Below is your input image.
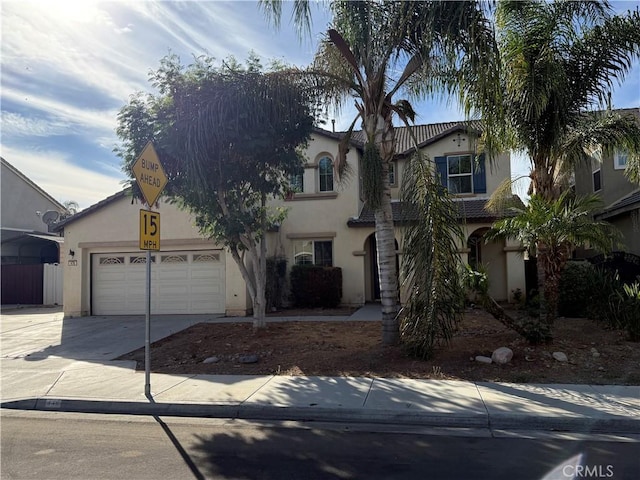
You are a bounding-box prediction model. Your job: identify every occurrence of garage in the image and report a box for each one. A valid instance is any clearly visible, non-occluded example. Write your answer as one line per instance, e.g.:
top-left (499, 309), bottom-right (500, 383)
top-left (92, 250), bottom-right (225, 315)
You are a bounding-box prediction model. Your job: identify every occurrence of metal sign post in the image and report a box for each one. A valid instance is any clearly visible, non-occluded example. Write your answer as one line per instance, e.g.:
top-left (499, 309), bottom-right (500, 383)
top-left (132, 142), bottom-right (168, 399)
top-left (145, 250), bottom-right (151, 397)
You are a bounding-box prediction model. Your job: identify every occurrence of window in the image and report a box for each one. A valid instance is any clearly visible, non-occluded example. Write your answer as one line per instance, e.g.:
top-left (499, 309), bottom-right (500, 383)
top-left (293, 240), bottom-right (333, 266)
top-left (435, 154), bottom-right (486, 194)
top-left (318, 156), bottom-right (334, 192)
top-left (593, 168), bottom-right (602, 192)
top-left (614, 149), bottom-right (628, 170)
top-left (447, 154), bottom-right (473, 194)
top-left (290, 172), bottom-right (304, 193)
top-left (388, 162), bottom-right (396, 186)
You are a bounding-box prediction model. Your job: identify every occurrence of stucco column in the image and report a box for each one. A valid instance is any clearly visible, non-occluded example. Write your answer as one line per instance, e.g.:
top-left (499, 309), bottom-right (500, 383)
top-left (504, 239), bottom-right (526, 302)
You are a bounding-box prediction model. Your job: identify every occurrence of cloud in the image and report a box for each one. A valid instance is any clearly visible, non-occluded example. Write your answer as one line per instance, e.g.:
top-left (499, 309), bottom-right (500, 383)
top-left (0, 144), bottom-right (126, 209)
top-left (2, 86), bottom-right (118, 137)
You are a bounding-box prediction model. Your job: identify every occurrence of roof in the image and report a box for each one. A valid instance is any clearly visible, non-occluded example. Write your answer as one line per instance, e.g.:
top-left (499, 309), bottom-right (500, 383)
top-left (53, 188), bottom-right (130, 232)
top-left (347, 196), bottom-right (523, 227)
top-left (315, 120), bottom-right (483, 157)
top-left (597, 189), bottom-right (640, 220)
top-left (1, 157), bottom-right (66, 211)
top-left (348, 121), bottom-right (482, 157)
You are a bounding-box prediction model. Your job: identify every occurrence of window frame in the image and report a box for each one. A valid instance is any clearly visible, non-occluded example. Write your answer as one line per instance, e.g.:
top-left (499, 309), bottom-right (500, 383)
top-left (614, 149), bottom-right (628, 170)
top-left (592, 167), bottom-right (602, 192)
top-left (446, 154), bottom-right (474, 194)
top-left (388, 161), bottom-right (397, 187)
top-left (318, 156), bottom-right (334, 192)
top-left (290, 172), bottom-right (304, 193)
top-left (293, 239), bottom-right (333, 267)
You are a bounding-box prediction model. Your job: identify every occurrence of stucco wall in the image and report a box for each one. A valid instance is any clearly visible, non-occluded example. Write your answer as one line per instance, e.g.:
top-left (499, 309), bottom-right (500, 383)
top-left (1, 160), bottom-right (63, 231)
top-left (61, 194), bottom-right (248, 317)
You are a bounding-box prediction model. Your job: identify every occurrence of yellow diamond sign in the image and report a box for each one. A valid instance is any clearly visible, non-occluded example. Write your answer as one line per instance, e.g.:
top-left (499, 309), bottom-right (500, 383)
top-left (132, 142), bottom-right (168, 206)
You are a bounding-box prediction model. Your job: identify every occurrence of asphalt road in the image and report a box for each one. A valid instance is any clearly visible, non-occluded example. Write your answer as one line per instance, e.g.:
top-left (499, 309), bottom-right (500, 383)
top-left (2, 411), bottom-right (639, 480)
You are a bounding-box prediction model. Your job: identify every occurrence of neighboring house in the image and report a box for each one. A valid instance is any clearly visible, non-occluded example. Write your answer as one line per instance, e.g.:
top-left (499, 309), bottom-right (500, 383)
top-left (573, 107), bottom-right (640, 257)
top-left (58, 121), bottom-right (526, 318)
top-left (1, 157), bottom-right (65, 304)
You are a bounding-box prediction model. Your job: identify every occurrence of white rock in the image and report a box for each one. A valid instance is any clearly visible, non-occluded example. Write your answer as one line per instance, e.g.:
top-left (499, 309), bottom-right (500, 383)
top-left (491, 347), bottom-right (514, 365)
top-left (591, 348), bottom-right (600, 358)
top-left (475, 355), bottom-right (493, 364)
top-left (552, 352), bottom-right (568, 362)
top-left (203, 356), bottom-right (219, 364)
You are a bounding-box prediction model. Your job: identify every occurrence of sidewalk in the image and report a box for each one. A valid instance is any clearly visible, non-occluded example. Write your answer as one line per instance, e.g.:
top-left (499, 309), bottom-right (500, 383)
top-left (1, 307), bottom-right (639, 434)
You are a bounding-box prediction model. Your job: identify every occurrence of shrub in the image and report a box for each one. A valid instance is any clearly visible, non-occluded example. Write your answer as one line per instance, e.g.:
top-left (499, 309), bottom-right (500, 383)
top-left (558, 261), bottom-right (594, 317)
top-left (265, 256), bottom-right (287, 311)
top-left (608, 282), bottom-right (640, 341)
top-left (290, 265), bottom-right (342, 308)
top-left (461, 264), bottom-right (489, 302)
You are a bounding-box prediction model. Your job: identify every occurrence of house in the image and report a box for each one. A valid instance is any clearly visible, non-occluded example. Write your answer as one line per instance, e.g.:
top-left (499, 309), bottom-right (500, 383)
top-left (1, 157), bottom-right (65, 305)
top-left (573, 107), bottom-right (640, 257)
top-left (57, 121), bottom-right (526, 318)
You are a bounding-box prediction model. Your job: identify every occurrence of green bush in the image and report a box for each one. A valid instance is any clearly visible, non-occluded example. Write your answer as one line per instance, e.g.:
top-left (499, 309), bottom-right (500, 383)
top-left (608, 282), bottom-right (640, 341)
top-left (265, 256), bottom-right (287, 311)
top-left (558, 261), bottom-right (594, 317)
top-left (583, 268), bottom-right (622, 323)
top-left (290, 265), bottom-right (342, 308)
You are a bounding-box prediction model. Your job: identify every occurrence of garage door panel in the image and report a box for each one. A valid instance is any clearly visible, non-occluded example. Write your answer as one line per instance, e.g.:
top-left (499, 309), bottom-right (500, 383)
top-left (93, 250), bottom-right (225, 315)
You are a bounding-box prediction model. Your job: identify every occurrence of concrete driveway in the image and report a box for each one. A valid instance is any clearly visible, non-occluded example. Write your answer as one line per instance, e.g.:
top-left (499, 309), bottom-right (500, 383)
top-left (1, 306), bottom-right (224, 363)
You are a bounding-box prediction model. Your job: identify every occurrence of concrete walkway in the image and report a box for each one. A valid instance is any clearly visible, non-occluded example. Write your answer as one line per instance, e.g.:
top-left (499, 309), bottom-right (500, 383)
top-left (1, 306), bottom-right (638, 434)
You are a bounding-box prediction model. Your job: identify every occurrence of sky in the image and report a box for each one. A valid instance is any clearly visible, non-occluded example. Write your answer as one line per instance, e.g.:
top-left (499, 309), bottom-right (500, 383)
top-left (2, 0), bottom-right (639, 210)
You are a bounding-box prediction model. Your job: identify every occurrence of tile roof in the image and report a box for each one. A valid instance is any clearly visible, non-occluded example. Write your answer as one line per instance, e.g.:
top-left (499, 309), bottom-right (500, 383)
top-left (347, 196), bottom-right (523, 227)
top-left (317, 120), bottom-right (483, 157)
top-left (597, 189), bottom-right (640, 220)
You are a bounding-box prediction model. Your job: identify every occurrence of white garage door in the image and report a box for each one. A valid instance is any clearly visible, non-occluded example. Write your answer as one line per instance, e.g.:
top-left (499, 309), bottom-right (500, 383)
top-left (92, 250), bottom-right (225, 315)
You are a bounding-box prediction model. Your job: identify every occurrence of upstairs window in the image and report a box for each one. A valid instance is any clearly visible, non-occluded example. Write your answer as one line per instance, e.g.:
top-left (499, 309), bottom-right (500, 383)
top-left (447, 154), bottom-right (473, 194)
top-left (318, 156), bottom-right (334, 192)
top-left (388, 161), bottom-right (396, 186)
top-left (614, 149), bottom-right (628, 170)
top-left (290, 172), bottom-right (304, 193)
top-left (593, 168), bottom-right (602, 192)
top-left (435, 154), bottom-right (486, 194)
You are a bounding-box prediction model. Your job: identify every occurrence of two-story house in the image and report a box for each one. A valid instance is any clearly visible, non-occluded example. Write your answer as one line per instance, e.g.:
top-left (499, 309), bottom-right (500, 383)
top-left (57, 121), bottom-right (526, 318)
top-left (573, 107), bottom-right (640, 257)
top-left (1, 157), bottom-right (66, 304)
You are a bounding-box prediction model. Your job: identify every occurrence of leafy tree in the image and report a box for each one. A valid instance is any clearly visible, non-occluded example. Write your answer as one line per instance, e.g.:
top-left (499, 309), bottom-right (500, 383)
top-left (488, 0), bottom-right (640, 196)
top-left (485, 192), bottom-right (621, 330)
top-left (261, 0), bottom-right (499, 346)
top-left (481, 0), bottom-right (640, 330)
top-left (115, 54), bottom-right (315, 328)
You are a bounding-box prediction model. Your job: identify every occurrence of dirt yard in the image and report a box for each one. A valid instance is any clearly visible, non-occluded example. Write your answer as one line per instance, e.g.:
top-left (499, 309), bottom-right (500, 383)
top-left (117, 307), bottom-right (640, 385)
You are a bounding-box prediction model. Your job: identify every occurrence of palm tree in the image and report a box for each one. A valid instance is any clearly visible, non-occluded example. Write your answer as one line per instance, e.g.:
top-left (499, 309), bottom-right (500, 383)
top-left (261, 0), bottom-right (499, 345)
top-left (486, 192), bottom-right (621, 327)
top-left (488, 0), bottom-right (640, 199)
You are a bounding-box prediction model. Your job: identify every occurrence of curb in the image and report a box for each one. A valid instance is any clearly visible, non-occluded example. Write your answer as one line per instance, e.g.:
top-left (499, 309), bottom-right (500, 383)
top-left (3, 398), bottom-right (639, 434)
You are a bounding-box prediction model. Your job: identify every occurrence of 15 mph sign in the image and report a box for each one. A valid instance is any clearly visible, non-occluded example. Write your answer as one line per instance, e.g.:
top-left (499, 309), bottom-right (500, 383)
top-left (132, 142), bottom-right (168, 207)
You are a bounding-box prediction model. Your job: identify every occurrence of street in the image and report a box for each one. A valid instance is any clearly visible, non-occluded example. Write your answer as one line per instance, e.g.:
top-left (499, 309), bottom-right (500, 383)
top-left (2, 411), bottom-right (638, 480)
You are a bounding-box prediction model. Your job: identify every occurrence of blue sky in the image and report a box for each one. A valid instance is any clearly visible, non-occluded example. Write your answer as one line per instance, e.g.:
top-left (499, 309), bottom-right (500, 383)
top-left (2, 0), bottom-right (639, 209)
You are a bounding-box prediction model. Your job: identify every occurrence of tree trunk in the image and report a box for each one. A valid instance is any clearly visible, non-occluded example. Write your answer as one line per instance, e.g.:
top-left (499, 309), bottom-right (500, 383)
top-left (368, 112), bottom-right (400, 345)
top-left (253, 193), bottom-right (268, 330)
top-left (375, 173), bottom-right (400, 345)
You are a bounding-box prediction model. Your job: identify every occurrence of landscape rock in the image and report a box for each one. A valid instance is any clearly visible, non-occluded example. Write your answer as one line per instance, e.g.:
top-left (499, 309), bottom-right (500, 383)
top-left (552, 352), bottom-right (568, 362)
top-left (591, 348), bottom-right (600, 358)
top-left (475, 355), bottom-right (493, 364)
top-left (239, 354), bottom-right (259, 364)
top-left (491, 347), bottom-right (514, 365)
top-left (203, 356), bottom-right (219, 364)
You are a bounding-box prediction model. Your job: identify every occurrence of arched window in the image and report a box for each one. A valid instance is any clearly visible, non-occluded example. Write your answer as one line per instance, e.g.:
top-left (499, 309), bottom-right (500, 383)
top-left (318, 156), bottom-right (334, 192)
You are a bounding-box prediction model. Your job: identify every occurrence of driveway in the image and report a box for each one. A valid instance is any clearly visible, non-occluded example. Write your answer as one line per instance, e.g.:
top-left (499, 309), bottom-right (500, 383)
top-left (1, 306), bottom-right (224, 363)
